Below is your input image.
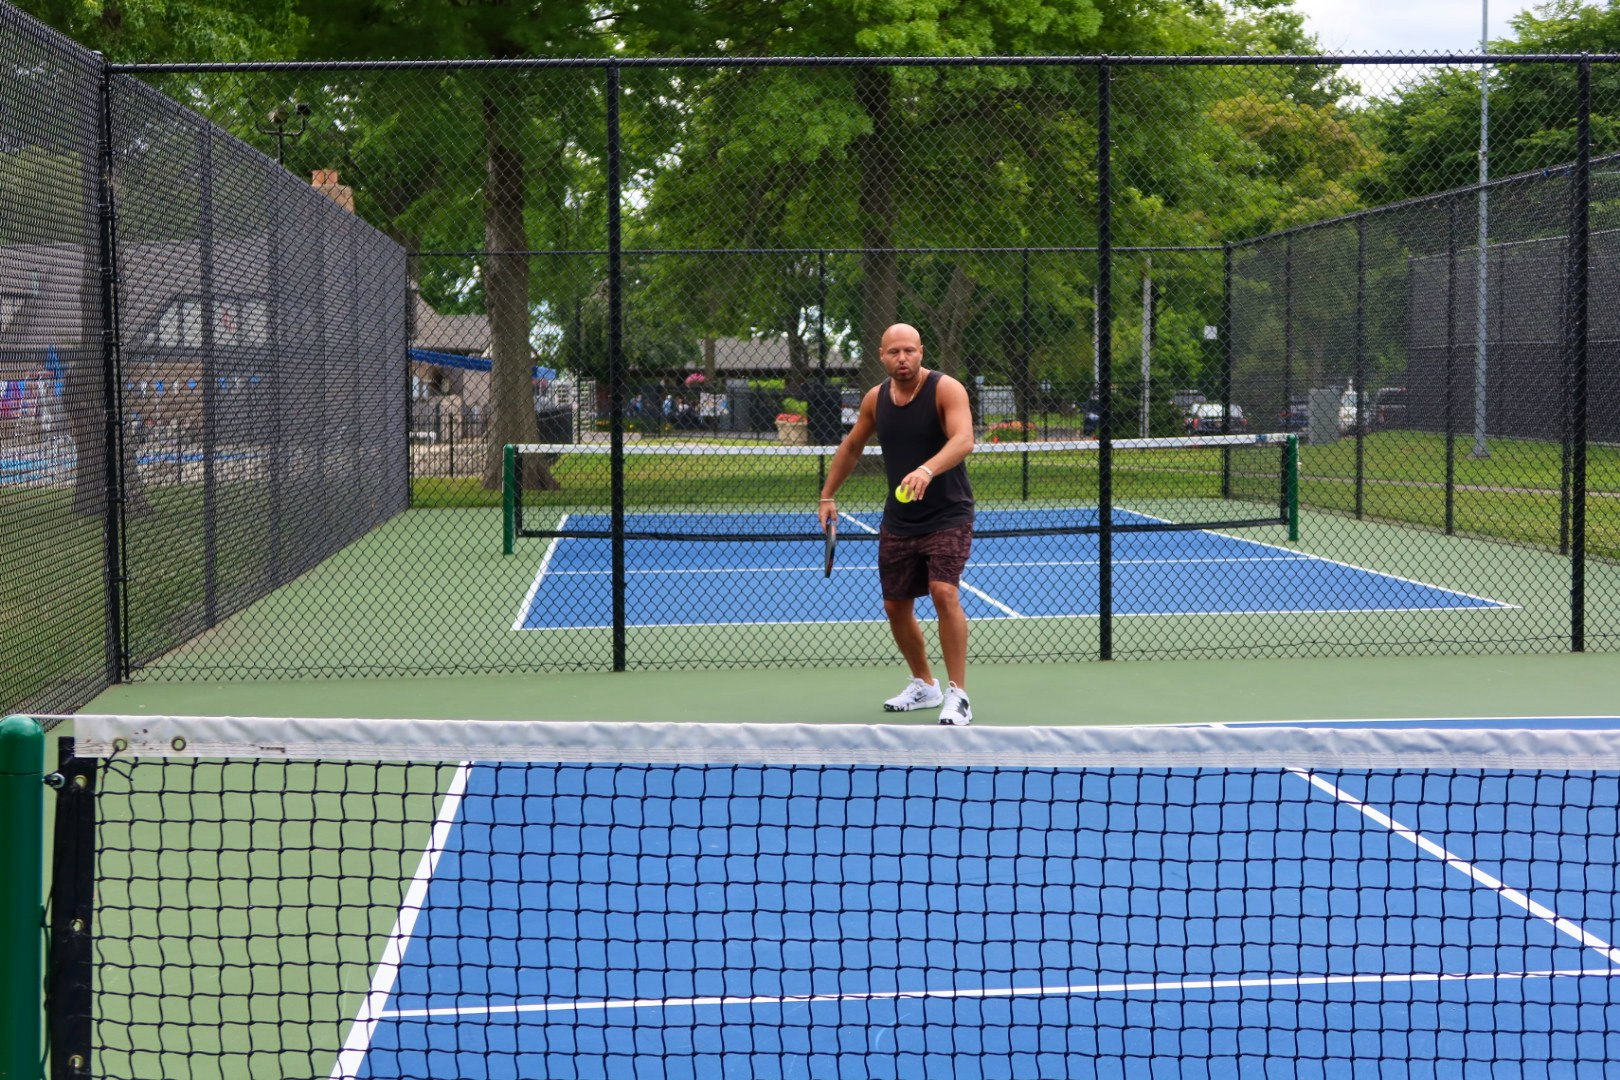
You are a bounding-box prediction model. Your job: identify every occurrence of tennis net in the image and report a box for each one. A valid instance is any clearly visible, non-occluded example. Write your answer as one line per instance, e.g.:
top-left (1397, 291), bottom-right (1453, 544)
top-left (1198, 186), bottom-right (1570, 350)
top-left (38, 715), bottom-right (1620, 1079)
top-left (504, 433), bottom-right (1298, 548)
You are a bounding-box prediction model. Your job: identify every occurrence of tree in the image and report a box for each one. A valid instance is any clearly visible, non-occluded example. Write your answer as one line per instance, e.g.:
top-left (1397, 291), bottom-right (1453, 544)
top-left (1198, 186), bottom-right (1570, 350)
top-left (1356, 2), bottom-right (1620, 206)
top-left (294, 0), bottom-right (611, 491)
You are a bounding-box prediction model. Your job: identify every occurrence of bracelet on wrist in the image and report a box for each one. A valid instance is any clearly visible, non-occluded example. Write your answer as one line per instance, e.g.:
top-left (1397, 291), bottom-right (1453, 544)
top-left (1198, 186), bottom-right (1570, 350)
top-left (819, 498), bottom-right (836, 503)
top-left (917, 465), bottom-right (934, 478)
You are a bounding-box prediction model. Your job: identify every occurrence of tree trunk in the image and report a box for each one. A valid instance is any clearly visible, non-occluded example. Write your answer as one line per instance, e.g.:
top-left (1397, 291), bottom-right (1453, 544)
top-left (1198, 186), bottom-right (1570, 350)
top-left (902, 265), bottom-right (988, 384)
top-left (855, 66), bottom-right (898, 390)
top-left (785, 304), bottom-right (809, 398)
top-left (481, 93), bottom-right (557, 491)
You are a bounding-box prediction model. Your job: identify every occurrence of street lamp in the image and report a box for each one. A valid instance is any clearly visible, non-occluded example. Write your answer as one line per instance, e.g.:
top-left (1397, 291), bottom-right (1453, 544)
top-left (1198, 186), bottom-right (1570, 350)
top-left (257, 101), bottom-right (310, 167)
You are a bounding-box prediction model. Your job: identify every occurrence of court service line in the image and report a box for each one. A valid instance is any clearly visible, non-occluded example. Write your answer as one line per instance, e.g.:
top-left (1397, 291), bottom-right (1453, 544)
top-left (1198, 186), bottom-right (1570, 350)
top-left (330, 762), bottom-right (473, 1080)
top-left (378, 966), bottom-right (1620, 1021)
top-left (840, 509), bottom-right (1024, 616)
top-left (1289, 768), bottom-right (1620, 968)
top-left (512, 514), bottom-right (569, 631)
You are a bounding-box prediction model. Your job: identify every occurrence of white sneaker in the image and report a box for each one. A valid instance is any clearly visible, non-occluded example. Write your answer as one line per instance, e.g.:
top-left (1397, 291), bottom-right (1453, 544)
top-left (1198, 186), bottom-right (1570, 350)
top-left (883, 677), bottom-right (943, 712)
top-left (938, 683), bottom-right (973, 726)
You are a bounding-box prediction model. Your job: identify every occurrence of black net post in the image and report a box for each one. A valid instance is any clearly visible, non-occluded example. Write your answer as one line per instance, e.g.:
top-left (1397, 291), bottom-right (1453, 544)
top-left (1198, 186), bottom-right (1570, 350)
top-left (47, 740), bottom-right (95, 1080)
top-left (1096, 61), bottom-right (1113, 663)
top-left (606, 64), bottom-right (627, 673)
top-left (1569, 58), bottom-right (1591, 652)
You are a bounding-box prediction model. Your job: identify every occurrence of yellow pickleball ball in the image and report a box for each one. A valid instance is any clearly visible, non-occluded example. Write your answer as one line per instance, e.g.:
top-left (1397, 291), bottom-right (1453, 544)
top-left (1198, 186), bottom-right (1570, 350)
top-left (894, 484), bottom-right (913, 503)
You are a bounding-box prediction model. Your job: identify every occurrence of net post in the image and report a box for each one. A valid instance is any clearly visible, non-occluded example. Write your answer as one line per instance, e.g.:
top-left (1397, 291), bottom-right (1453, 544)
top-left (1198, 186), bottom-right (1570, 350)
top-left (47, 739), bottom-right (95, 1080)
top-left (1286, 435), bottom-right (1300, 542)
top-left (0, 716), bottom-right (44, 1080)
top-left (502, 444), bottom-right (516, 555)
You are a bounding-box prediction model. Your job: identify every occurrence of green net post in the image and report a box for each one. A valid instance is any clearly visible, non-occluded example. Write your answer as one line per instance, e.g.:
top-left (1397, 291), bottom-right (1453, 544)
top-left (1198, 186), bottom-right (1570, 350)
top-left (502, 444), bottom-right (516, 556)
top-left (0, 716), bottom-right (43, 1080)
top-left (1286, 435), bottom-right (1300, 542)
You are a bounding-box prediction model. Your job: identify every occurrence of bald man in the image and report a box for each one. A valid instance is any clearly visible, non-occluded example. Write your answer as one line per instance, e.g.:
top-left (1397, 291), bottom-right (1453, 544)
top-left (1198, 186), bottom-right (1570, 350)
top-left (818, 323), bottom-right (976, 725)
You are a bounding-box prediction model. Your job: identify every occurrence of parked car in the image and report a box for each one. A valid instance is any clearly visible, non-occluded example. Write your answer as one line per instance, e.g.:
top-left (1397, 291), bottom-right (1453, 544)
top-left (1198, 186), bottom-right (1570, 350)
top-left (841, 387), bottom-right (862, 430)
top-left (1373, 386), bottom-right (1409, 430)
top-left (1080, 399), bottom-right (1100, 436)
top-left (1279, 399), bottom-right (1309, 432)
top-left (1184, 402), bottom-right (1248, 434)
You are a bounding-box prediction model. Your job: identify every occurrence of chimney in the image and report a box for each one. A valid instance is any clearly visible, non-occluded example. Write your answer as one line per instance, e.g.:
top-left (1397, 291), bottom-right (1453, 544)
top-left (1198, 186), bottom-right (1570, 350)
top-left (311, 169), bottom-right (355, 213)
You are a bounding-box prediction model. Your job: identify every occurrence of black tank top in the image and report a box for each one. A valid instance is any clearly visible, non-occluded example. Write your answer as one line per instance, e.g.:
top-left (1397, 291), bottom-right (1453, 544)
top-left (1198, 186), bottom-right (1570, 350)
top-left (874, 370), bottom-right (974, 536)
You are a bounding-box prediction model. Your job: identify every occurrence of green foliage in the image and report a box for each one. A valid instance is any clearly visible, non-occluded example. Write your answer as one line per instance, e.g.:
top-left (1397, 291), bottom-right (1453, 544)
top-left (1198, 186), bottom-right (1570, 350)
top-left (1356, 2), bottom-right (1620, 206)
top-left (10, 0), bottom-right (1389, 423)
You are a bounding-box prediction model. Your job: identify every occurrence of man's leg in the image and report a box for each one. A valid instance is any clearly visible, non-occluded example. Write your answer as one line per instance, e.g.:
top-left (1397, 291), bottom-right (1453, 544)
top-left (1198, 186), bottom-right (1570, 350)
top-left (929, 581), bottom-right (967, 690)
top-left (883, 597), bottom-right (934, 683)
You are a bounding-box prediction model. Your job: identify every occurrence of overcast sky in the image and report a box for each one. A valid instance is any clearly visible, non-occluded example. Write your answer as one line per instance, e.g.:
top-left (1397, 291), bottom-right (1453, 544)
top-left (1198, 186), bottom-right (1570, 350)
top-left (1288, 0), bottom-right (1538, 54)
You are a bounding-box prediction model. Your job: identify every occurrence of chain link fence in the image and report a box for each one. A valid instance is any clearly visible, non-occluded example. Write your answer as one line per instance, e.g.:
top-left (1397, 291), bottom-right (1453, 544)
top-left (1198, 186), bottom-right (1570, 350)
top-left (3, 0), bottom-right (1619, 705)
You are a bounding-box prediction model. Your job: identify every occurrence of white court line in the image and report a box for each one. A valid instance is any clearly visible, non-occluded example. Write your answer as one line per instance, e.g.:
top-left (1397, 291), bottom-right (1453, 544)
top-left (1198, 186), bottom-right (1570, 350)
top-left (1291, 768), bottom-right (1620, 968)
top-left (329, 763), bottom-right (473, 1080)
top-left (536, 555), bottom-right (1313, 576)
top-left (378, 966), bottom-right (1620, 1022)
top-left (511, 514), bottom-right (568, 631)
top-left (518, 604), bottom-right (1516, 633)
top-left (1127, 512), bottom-right (1515, 610)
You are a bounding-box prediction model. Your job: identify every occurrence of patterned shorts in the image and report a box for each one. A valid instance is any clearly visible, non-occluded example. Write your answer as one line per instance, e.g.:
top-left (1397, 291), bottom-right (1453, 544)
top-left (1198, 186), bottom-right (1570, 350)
top-left (878, 523), bottom-right (974, 600)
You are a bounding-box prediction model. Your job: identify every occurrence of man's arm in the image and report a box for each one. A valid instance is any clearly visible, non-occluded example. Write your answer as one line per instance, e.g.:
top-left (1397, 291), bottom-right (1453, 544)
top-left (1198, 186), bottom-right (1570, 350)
top-left (817, 387), bottom-right (879, 528)
top-left (896, 375), bottom-right (974, 502)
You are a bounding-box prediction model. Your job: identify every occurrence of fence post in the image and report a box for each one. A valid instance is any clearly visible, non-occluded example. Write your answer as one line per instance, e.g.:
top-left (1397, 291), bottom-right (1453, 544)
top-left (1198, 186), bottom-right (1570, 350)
top-left (1096, 61), bottom-right (1113, 663)
top-left (1569, 58), bottom-right (1591, 653)
top-left (1221, 243), bottom-right (1233, 498)
top-left (606, 64), bottom-right (627, 672)
top-left (1354, 216), bottom-right (1367, 519)
top-left (1446, 196), bottom-right (1458, 536)
top-left (197, 124), bottom-right (220, 627)
top-left (1283, 235), bottom-right (1293, 436)
top-left (95, 55), bottom-right (128, 683)
top-left (0, 716), bottom-right (43, 1080)
top-left (1020, 247), bottom-right (1031, 500)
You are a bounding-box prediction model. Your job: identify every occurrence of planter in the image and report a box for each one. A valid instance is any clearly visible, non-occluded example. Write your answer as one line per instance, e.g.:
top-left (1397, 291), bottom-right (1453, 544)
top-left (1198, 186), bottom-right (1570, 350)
top-left (776, 419), bottom-right (808, 444)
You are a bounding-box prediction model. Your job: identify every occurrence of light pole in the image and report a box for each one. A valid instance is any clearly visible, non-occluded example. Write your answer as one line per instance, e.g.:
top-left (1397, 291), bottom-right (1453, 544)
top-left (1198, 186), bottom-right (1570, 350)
top-left (1475, 1), bottom-right (1491, 458)
top-left (257, 102), bottom-right (310, 167)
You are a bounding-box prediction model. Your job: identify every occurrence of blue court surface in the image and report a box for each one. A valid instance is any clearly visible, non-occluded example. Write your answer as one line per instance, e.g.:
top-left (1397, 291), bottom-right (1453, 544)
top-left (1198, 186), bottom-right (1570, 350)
top-left (514, 508), bottom-right (1510, 631)
top-left (339, 718), bottom-right (1620, 1079)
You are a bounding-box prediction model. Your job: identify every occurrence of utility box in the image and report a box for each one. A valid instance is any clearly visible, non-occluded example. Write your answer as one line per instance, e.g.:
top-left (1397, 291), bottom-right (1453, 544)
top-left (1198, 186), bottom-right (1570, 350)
top-left (535, 405), bottom-right (573, 445)
top-left (1308, 388), bottom-right (1341, 445)
top-left (806, 382), bottom-right (843, 446)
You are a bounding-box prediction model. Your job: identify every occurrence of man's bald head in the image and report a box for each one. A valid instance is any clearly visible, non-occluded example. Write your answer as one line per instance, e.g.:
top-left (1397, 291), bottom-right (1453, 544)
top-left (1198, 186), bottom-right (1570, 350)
top-left (881, 323), bottom-right (923, 350)
top-left (878, 323), bottom-right (925, 385)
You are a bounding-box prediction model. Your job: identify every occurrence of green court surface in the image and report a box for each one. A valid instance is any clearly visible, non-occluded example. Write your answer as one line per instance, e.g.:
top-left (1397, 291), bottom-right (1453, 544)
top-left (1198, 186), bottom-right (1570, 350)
top-left (83, 650), bottom-right (1620, 728)
top-left (108, 498), bottom-right (1618, 683)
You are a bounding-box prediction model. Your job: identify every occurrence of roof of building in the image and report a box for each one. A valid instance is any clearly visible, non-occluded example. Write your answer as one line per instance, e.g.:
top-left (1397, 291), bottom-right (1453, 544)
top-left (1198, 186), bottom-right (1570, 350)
top-left (411, 287), bottom-right (488, 355)
top-left (692, 335), bottom-right (853, 374)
